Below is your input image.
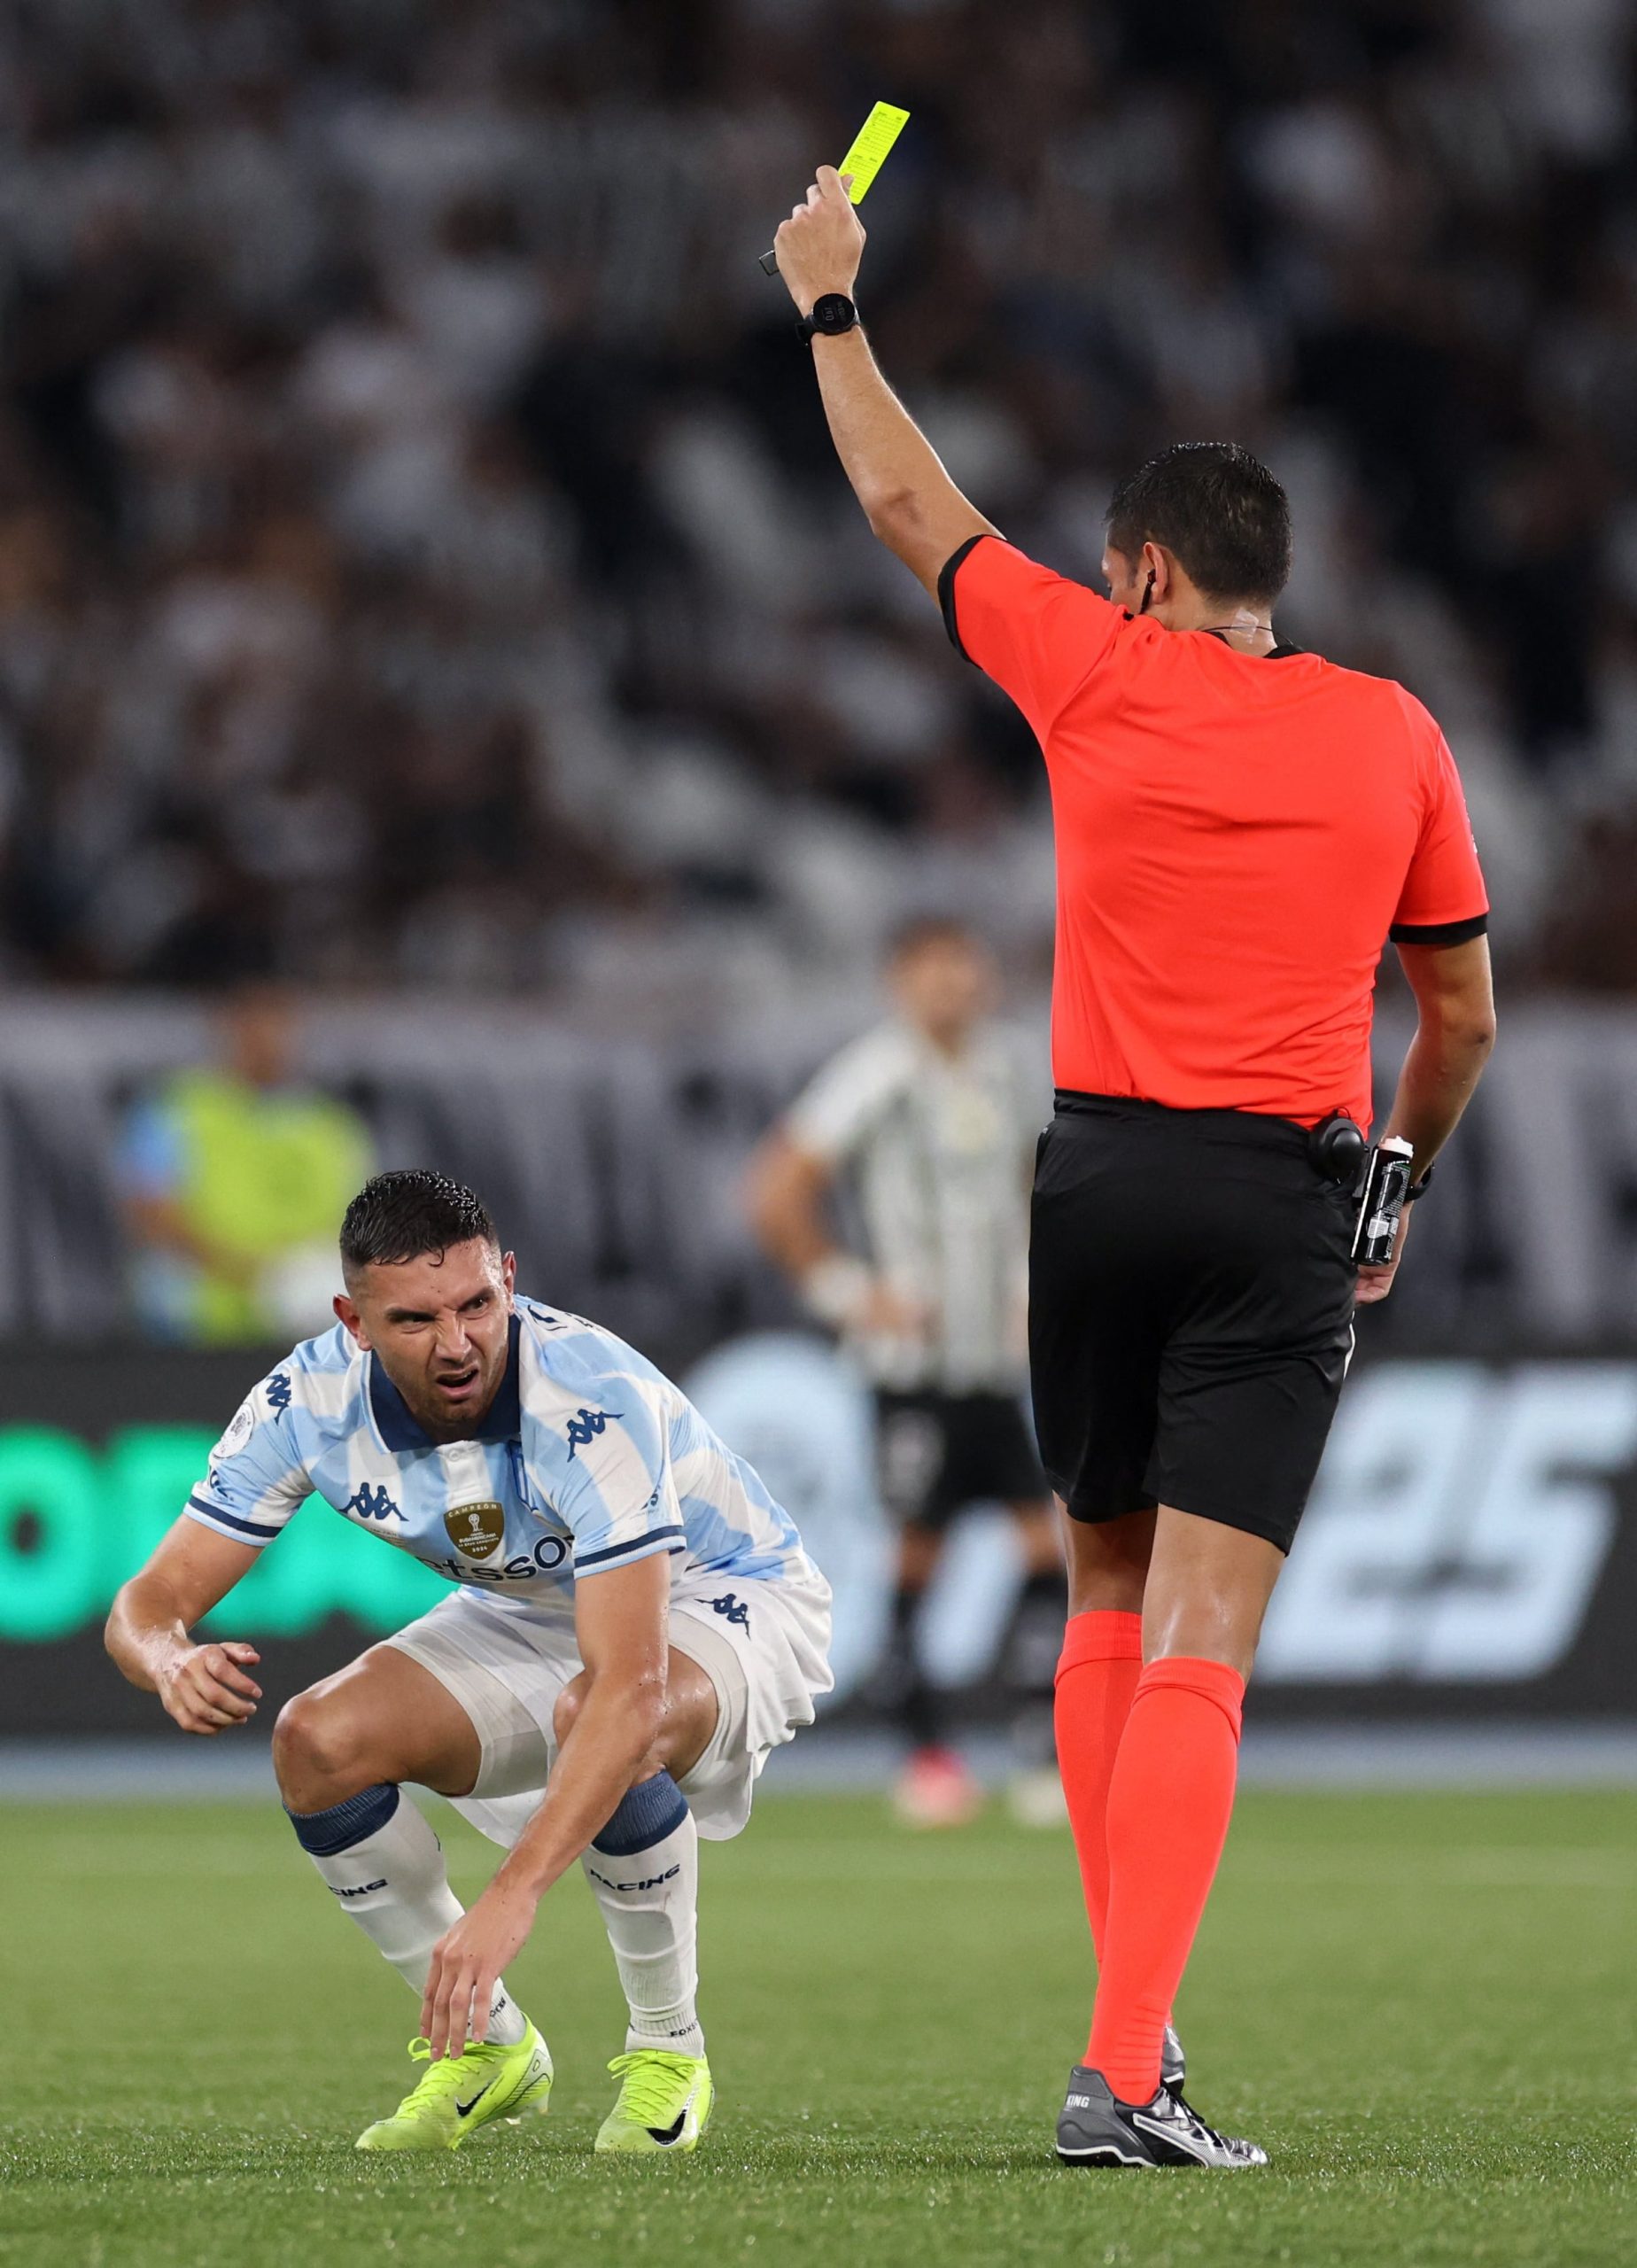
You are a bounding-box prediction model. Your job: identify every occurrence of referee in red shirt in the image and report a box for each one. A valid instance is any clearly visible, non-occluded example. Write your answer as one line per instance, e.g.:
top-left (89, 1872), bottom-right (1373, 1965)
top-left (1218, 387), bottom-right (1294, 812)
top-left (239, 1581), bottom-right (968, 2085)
top-left (773, 171), bottom-right (1496, 2169)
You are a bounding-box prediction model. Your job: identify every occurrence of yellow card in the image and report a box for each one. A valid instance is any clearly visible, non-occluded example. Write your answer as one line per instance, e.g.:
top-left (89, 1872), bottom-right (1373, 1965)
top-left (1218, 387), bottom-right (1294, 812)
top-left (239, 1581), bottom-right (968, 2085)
top-left (837, 102), bottom-right (911, 204)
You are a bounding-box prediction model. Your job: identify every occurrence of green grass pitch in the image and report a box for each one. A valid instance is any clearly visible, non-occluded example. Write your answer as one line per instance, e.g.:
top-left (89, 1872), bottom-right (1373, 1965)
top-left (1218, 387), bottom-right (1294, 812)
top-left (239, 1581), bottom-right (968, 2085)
top-left (1, 1787), bottom-right (1632, 2266)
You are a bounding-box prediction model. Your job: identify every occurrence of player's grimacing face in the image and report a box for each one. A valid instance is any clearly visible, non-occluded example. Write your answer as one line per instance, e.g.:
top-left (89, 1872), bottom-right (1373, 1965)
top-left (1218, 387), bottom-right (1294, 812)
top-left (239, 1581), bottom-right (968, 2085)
top-left (336, 1238), bottom-right (516, 1439)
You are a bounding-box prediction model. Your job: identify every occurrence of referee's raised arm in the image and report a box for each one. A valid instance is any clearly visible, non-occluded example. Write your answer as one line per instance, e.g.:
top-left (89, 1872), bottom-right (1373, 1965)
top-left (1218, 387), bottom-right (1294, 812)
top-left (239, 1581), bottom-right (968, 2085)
top-left (771, 167), bottom-right (997, 591)
top-left (777, 158), bottom-right (1495, 2171)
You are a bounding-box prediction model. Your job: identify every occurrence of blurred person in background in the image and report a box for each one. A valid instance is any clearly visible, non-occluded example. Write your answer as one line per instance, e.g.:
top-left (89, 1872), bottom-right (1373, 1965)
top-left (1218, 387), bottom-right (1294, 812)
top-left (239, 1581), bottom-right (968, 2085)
top-left (117, 982), bottom-right (373, 1344)
top-left (746, 917), bottom-right (1063, 1827)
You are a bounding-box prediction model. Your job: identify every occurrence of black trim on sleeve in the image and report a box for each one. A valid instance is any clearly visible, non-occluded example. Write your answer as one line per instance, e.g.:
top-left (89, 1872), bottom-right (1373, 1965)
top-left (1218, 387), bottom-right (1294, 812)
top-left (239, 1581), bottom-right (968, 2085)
top-left (1389, 913), bottom-right (1490, 947)
top-left (574, 1524), bottom-right (686, 1571)
top-left (937, 534), bottom-right (993, 661)
top-left (185, 1493), bottom-right (281, 1542)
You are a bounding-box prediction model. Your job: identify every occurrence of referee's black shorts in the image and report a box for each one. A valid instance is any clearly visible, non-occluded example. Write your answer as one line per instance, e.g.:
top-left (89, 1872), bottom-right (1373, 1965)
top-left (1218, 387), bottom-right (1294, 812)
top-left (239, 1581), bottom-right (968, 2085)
top-left (1029, 1092), bottom-right (1357, 1555)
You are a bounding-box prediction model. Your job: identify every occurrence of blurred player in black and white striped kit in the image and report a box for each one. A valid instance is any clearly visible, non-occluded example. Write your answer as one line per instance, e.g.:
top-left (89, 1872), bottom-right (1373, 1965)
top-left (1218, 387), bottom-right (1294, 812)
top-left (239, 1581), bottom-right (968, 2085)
top-left (747, 918), bottom-right (1064, 1825)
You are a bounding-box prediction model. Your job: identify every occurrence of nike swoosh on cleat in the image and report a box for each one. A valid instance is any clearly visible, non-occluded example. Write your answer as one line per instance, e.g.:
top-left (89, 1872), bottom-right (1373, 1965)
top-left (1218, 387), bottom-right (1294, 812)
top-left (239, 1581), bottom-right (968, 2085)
top-left (646, 2107), bottom-right (690, 2144)
top-left (1131, 2111), bottom-right (1216, 2163)
top-left (454, 2083), bottom-right (495, 2119)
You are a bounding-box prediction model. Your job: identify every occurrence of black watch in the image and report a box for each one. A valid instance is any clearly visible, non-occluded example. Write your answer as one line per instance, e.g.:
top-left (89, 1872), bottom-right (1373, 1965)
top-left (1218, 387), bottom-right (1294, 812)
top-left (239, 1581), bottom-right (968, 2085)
top-left (1403, 1163), bottom-right (1435, 1202)
top-left (796, 292), bottom-right (859, 343)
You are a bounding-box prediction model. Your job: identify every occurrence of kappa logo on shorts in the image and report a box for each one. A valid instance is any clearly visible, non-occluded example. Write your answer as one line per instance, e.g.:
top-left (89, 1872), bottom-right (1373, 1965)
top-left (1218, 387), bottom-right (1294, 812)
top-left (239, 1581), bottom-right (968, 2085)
top-left (565, 1406), bottom-right (623, 1457)
top-left (444, 1502), bottom-right (506, 1559)
top-left (708, 1592), bottom-right (750, 1631)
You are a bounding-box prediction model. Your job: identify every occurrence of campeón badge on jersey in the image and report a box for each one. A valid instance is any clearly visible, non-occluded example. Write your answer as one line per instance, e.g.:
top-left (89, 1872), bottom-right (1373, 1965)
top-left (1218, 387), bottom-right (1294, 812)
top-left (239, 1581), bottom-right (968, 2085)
top-left (444, 1503), bottom-right (506, 1559)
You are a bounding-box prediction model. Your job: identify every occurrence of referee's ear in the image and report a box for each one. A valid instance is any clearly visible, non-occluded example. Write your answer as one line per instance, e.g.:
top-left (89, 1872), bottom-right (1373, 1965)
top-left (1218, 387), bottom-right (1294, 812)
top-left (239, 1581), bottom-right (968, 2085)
top-left (1139, 542), bottom-right (1173, 613)
top-left (1104, 542), bottom-right (1173, 616)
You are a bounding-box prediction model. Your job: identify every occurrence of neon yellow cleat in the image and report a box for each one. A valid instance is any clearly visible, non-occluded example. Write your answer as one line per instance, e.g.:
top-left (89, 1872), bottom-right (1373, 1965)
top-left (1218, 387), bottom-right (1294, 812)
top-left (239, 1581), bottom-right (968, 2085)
top-left (594, 2049), bottom-right (714, 2155)
top-left (354, 2023), bottom-right (553, 2152)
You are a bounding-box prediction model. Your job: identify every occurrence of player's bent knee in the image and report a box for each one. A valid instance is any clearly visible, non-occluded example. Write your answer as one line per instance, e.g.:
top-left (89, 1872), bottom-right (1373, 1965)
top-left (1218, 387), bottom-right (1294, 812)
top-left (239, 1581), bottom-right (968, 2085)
top-left (656, 1651), bottom-right (720, 1781)
top-left (272, 1689), bottom-right (380, 1809)
top-left (551, 1673), bottom-right (590, 1751)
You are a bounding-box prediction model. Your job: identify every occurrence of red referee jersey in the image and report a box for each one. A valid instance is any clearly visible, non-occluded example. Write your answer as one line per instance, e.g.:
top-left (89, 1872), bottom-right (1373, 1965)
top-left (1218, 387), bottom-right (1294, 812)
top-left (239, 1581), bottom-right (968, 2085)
top-left (942, 536), bottom-right (1489, 1130)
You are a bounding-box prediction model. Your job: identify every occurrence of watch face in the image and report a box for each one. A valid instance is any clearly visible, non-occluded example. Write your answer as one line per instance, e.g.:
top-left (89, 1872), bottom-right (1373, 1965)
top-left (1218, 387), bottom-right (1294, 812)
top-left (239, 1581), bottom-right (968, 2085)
top-left (815, 294), bottom-right (853, 330)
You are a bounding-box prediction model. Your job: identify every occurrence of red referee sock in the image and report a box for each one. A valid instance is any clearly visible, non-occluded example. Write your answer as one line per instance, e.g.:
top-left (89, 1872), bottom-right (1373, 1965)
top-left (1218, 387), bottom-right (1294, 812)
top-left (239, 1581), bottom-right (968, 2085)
top-left (1084, 1656), bottom-right (1245, 2104)
top-left (1053, 1610), bottom-right (1144, 1962)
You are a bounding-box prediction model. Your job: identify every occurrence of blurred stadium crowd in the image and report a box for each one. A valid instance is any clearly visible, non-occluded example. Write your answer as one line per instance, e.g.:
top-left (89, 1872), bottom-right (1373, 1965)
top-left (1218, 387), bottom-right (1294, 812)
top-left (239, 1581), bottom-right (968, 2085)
top-left (1, 0), bottom-right (1635, 1021)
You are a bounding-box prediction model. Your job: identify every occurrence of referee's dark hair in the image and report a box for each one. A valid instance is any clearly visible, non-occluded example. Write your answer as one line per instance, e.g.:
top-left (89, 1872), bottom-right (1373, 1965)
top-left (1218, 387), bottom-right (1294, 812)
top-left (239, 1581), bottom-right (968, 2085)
top-left (1106, 442), bottom-right (1292, 608)
top-left (339, 1169), bottom-right (498, 1285)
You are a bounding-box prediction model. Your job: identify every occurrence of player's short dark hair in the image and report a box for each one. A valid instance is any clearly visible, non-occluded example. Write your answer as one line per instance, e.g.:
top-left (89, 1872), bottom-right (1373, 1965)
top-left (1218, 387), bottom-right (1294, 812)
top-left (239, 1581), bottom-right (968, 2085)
top-left (339, 1169), bottom-right (498, 1284)
top-left (1105, 441), bottom-right (1292, 606)
top-left (886, 914), bottom-right (983, 964)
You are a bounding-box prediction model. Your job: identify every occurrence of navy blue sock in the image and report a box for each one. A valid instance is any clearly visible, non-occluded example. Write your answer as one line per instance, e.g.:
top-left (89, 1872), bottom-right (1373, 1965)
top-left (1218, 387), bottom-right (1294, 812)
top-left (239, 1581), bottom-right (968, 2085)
top-left (593, 1770), bottom-right (689, 1856)
top-left (286, 1781), bottom-right (400, 1856)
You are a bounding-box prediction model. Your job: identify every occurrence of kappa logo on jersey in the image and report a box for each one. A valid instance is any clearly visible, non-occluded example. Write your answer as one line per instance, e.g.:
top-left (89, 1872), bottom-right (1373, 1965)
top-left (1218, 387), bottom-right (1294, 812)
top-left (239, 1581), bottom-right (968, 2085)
top-left (444, 1502), bottom-right (506, 1559)
top-left (266, 1371), bottom-right (292, 1412)
top-left (345, 1483), bottom-right (402, 1524)
top-left (708, 1592), bottom-right (749, 1630)
top-left (565, 1406), bottom-right (623, 1458)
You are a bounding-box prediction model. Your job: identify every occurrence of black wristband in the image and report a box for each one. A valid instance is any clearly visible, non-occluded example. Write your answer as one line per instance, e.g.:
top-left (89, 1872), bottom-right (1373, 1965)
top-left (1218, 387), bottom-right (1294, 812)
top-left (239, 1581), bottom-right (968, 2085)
top-left (1403, 1164), bottom-right (1435, 1201)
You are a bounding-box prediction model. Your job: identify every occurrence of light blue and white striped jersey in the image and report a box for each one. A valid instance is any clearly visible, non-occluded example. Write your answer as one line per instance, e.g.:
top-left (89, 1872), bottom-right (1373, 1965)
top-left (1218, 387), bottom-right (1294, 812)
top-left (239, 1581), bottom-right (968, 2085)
top-left (182, 1296), bottom-right (814, 1619)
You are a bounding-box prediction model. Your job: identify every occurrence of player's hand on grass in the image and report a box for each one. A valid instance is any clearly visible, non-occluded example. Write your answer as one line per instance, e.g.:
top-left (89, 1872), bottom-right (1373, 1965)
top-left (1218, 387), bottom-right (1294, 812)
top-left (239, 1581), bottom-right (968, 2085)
top-left (422, 1877), bottom-right (539, 2060)
top-left (1355, 1205), bottom-right (1413, 1306)
top-left (774, 164), bottom-right (865, 315)
top-left (158, 1640), bottom-right (261, 1734)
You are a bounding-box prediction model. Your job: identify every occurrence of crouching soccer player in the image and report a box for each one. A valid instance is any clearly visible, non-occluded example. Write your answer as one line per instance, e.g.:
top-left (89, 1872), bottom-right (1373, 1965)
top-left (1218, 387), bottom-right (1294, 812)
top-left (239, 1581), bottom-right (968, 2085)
top-left (106, 1169), bottom-right (834, 2155)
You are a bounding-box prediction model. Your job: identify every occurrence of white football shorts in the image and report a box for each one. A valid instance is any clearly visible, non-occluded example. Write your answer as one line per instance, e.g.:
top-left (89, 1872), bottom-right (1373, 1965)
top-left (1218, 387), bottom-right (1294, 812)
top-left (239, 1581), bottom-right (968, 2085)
top-left (384, 1559), bottom-right (834, 1845)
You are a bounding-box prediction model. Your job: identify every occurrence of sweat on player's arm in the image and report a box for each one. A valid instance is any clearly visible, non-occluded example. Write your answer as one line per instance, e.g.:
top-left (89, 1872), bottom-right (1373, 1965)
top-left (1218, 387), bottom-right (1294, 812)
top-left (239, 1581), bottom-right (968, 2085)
top-left (103, 1168), bottom-right (833, 2157)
